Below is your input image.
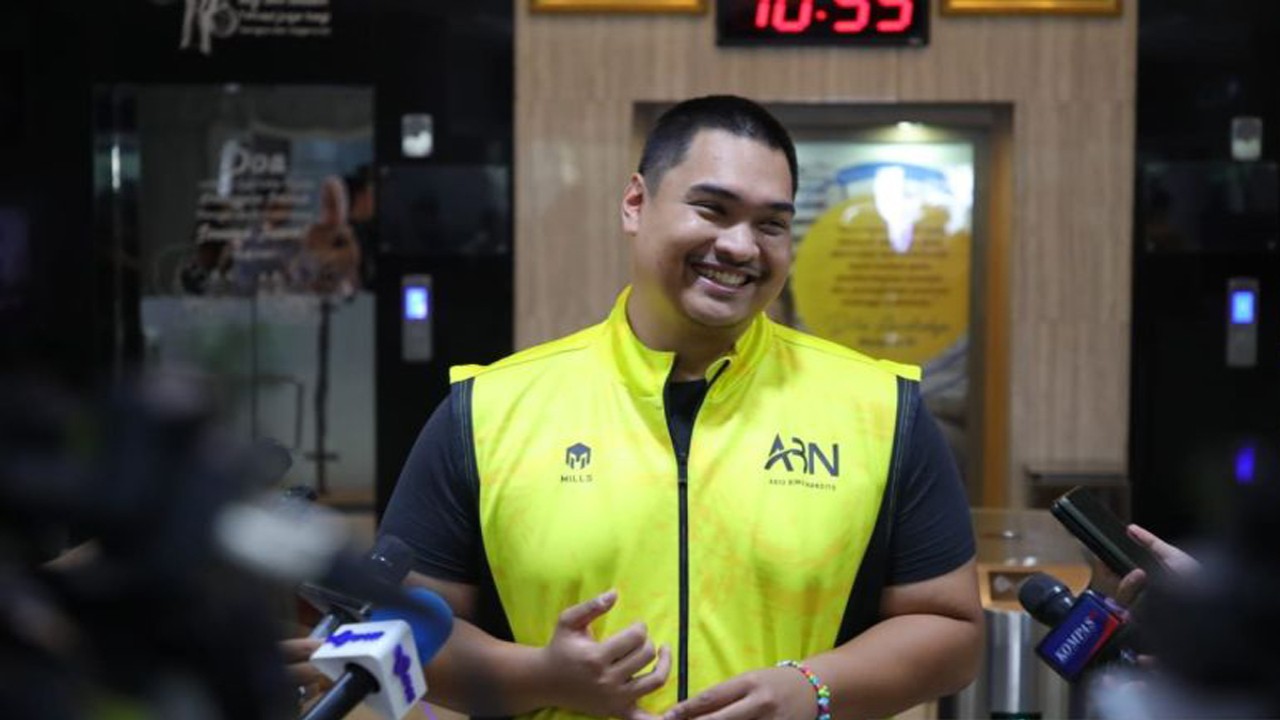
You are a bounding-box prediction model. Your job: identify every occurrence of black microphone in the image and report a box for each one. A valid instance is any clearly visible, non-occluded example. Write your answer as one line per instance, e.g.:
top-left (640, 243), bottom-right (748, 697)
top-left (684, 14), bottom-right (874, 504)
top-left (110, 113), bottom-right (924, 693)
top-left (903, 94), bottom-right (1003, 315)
top-left (1019, 572), bottom-right (1139, 682)
top-left (303, 535), bottom-right (414, 640)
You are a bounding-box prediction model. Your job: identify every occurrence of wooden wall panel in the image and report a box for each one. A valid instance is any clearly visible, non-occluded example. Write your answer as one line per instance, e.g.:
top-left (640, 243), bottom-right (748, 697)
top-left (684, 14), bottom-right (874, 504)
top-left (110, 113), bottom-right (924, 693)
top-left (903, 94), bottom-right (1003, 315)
top-left (515, 1), bottom-right (1137, 507)
top-left (515, 99), bottom-right (634, 333)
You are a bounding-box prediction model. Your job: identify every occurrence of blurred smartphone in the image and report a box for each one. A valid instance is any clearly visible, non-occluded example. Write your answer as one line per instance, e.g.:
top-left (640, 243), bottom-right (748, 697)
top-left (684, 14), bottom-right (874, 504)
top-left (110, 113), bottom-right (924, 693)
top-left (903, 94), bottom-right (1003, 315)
top-left (1050, 487), bottom-right (1165, 579)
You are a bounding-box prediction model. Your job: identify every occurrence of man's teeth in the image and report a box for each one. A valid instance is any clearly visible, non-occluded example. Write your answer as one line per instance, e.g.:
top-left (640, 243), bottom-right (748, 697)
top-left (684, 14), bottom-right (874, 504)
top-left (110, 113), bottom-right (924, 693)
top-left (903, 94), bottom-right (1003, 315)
top-left (698, 267), bottom-right (749, 287)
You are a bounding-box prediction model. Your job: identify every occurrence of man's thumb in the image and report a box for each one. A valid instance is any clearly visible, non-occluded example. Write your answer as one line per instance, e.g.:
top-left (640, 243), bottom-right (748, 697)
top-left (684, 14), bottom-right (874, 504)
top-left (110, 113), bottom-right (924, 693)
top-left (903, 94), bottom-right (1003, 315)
top-left (557, 589), bottom-right (618, 631)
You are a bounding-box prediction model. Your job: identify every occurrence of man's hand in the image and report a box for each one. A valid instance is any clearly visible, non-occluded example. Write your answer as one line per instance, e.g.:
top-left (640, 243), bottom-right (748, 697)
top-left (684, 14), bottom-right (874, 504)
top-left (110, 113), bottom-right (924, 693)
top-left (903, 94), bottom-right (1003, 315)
top-left (280, 637), bottom-right (330, 704)
top-left (662, 667), bottom-right (813, 720)
top-left (1116, 524), bottom-right (1200, 605)
top-left (538, 590), bottom-right (672, 720)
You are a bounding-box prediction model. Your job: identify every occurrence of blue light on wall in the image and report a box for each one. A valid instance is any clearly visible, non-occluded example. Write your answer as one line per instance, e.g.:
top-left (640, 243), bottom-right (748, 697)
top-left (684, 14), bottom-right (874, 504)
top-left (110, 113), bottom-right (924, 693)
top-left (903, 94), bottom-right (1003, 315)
top-left (404, 286), bottom-right (429, 321)
top-left (1231, 290), bottom-right (1256, 325)
top-left (1235, 444), bottom-right (1256, 484)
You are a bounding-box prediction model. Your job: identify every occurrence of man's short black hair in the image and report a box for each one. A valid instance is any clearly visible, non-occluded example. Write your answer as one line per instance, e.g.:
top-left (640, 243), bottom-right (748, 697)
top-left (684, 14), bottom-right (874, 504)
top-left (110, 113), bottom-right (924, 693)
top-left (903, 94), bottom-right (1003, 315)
top-left (638, 95), bottom-right (798, 197)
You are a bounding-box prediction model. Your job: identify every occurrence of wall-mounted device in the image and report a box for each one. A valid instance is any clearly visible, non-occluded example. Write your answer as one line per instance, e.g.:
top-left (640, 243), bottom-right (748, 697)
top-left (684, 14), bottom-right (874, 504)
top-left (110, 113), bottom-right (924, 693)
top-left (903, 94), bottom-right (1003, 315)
top-left (717, 0), bottom-right (928, 46)
top-left (402, 114), bottom-right (434, 159)
top-left (401, 274), bottom-right (433, 362)
top-left (1226, 277), bottom-right (1259, 368)
top-left (1231, 116), bottom-right (1263, 162)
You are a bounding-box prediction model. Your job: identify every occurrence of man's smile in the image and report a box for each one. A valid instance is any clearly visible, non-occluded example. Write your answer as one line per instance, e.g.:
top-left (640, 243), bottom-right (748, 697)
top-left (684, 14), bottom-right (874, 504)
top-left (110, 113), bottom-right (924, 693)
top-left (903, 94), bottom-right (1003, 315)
top-left (690, 262), bottom-right (757, 289)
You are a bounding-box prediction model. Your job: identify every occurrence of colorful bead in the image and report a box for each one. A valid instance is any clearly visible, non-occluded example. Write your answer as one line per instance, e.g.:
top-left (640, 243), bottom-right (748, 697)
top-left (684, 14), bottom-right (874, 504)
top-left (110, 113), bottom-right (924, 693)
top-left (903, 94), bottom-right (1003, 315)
top-left (777, 660), bottom-right (833, 720)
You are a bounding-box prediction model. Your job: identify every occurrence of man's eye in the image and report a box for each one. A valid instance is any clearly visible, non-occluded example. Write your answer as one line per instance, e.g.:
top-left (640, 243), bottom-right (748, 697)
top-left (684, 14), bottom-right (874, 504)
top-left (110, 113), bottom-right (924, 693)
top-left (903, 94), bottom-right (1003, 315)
top-left (693, 202), bottom-right (724, 214)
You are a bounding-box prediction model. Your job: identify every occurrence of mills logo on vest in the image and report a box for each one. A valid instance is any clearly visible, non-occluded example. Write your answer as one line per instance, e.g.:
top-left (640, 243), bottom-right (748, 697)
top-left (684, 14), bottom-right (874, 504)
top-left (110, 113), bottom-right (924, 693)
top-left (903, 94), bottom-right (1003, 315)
top-left (561, 442), bottom-right (594, 483)
top-left (566, 443), bottom-right (592, 469)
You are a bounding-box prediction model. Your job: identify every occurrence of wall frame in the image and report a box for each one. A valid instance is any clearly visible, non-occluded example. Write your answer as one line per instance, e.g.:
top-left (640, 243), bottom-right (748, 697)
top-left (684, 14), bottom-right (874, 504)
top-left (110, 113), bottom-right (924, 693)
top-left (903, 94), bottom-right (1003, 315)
top-left (942, 0), bottom-right (1121, 15)
top-left (531, 0), bottom-right (706, 12)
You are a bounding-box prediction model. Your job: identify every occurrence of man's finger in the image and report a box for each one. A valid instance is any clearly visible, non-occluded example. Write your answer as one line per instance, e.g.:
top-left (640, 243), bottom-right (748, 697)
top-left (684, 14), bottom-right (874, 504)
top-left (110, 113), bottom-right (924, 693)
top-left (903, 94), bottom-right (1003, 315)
top-left (1126, 523), bottom-right (1158, 545)
top-left (626, 644), bottom-right (672, 697)
top-left (557, 589), bottom-right (618, 631)
top-left (611, 638), bottom-right (658, 679)
top-left (1127, 524), bottom-right (1199, 573)
top-left (599, 621), bottom-right (649, 663)
top-left (280, 637), bottom-right (326, 685)
top-left (280, 637), bottom-right (324, 661)
top-left (1127, 524), bottom-right (1172, 557)
top-left (663, 678), bottom-right (750, 720)
top-left (286, 662), bottom-right (329, 686)
top-left (1116, 568), bottom-right (1147, 605)
top-left (668, 694), bottom-right (758, 720)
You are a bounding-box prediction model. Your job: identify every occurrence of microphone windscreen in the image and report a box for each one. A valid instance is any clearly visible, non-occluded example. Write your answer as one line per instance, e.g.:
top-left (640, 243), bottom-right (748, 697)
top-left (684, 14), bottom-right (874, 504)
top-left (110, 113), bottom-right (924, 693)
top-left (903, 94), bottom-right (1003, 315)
top-left (371, 587), bottom-right (454, 664)
top-left (1018, 572), bottom-right (1077, 626)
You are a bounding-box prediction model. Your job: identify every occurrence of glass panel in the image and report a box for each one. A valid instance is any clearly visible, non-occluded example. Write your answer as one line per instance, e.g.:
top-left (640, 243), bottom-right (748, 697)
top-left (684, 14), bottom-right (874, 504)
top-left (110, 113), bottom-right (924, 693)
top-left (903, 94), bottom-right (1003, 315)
top-left (102, 84), bottom-right (376, 499)
top-left (1140, 161), bottom-right (1279, 255)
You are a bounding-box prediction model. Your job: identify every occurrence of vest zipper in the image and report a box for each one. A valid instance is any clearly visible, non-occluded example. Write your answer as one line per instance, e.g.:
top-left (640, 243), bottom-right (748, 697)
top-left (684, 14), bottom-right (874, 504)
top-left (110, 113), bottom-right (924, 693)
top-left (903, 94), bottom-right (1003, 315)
top-left (666, 363), bottom-right (724, 702)
top-left (676, 449), bottom-right (690, 702)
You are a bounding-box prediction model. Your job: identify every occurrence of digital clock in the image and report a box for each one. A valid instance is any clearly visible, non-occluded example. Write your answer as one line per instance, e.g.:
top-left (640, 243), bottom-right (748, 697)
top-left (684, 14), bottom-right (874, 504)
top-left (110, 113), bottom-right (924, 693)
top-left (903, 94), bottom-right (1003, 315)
top-left (717, 0), bottom-right (929, 46)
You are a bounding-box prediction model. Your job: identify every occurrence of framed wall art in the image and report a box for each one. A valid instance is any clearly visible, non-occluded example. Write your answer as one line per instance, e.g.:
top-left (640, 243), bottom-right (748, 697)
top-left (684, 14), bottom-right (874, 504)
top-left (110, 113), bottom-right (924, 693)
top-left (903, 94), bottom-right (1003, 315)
top-left (531, 0), bottom-right (706, 12)
top-left (942, 0), bottom-right (1120, 16)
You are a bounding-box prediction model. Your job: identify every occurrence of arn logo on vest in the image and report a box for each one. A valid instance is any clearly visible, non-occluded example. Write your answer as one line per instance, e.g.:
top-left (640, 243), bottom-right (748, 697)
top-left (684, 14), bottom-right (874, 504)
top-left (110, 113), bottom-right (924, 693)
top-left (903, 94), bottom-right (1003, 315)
top-left (562, 442), bottom-right (594, 483)
top-left (765, 434), bottom-right (839, 490)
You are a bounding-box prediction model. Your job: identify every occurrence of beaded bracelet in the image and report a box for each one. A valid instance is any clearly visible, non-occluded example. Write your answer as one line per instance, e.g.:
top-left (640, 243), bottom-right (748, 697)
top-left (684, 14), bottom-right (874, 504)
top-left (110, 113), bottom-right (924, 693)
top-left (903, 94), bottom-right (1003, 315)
top-left (777, 660), bottom-right (832, 720)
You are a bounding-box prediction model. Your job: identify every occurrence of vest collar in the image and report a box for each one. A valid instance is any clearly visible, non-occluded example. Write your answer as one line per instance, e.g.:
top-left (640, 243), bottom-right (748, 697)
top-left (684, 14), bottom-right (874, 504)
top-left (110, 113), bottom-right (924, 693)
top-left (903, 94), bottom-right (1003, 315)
top-left (601, 287), bottom-right (773, 403)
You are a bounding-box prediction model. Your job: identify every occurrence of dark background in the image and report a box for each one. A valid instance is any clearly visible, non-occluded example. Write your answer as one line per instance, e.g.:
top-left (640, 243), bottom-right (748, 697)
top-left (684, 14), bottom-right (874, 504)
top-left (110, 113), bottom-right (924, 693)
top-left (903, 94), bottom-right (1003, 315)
top-left (1130, 0), bottom-right (1280, 539)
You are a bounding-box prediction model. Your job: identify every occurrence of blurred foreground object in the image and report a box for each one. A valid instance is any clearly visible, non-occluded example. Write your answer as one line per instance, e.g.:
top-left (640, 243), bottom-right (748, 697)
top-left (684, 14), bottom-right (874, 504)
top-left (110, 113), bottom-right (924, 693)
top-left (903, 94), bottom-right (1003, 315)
top-left (0, 370), bottom-right (358, 719)
top-left (1092, 482), bottom-right (1280, 718)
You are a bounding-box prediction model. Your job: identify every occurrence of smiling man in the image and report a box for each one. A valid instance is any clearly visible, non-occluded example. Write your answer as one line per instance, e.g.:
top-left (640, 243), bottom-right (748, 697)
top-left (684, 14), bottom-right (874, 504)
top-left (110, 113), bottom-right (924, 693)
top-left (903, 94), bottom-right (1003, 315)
top-left (378, 95), bottom-right (982, 720)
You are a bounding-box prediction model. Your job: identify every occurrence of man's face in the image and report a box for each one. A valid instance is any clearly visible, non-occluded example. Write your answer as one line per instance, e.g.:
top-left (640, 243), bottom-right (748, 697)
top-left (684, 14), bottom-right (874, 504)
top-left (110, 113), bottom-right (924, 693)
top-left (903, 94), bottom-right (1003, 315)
top-left (622, 129), bottom-right (795, 332)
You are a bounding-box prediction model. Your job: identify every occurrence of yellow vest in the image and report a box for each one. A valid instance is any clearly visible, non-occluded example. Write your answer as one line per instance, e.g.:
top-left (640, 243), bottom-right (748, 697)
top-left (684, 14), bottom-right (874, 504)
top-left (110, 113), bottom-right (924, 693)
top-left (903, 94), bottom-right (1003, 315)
top-left (451, 288), bottom-right (920, 720)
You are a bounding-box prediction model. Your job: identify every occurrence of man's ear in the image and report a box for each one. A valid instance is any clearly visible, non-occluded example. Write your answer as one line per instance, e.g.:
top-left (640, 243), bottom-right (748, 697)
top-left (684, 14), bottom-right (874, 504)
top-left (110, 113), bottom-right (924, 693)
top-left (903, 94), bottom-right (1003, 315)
top-left (621, 173), bottom-right (647, 235)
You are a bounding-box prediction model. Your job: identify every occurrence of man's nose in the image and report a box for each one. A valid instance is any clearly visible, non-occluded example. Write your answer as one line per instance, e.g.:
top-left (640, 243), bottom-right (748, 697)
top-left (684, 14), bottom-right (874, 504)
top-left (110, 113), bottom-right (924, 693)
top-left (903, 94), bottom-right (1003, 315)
top-left (714, 222), bottom-right (759, 262)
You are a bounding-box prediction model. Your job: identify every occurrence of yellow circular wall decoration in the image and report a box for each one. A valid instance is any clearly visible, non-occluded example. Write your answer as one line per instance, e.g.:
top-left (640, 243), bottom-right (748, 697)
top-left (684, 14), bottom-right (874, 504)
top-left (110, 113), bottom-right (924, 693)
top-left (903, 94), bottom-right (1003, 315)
top-left (792, 192), bottom-right (970, 366)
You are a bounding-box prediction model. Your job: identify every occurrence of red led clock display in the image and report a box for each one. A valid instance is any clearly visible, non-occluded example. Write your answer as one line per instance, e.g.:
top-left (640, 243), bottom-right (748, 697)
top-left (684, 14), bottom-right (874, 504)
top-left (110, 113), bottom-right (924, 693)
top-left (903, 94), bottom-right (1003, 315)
top-left (717, 0), bottom-right (929, 46)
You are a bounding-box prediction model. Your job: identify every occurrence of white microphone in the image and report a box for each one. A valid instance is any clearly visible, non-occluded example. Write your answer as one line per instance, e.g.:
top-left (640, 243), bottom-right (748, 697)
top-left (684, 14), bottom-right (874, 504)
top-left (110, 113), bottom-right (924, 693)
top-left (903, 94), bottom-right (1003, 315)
top-left (303, 619), bottom-right (427, 720)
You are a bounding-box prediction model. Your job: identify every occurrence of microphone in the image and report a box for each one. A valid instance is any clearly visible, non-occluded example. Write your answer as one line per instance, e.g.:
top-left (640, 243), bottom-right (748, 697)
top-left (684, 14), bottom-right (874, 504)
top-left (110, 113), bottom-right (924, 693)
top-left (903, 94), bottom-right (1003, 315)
top-left (303, 535), bottom-right (414, 640)
top-left (303, 587), bottom-right (454, 720)
top-left (1019, 572), bottom-right (1139, 682)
